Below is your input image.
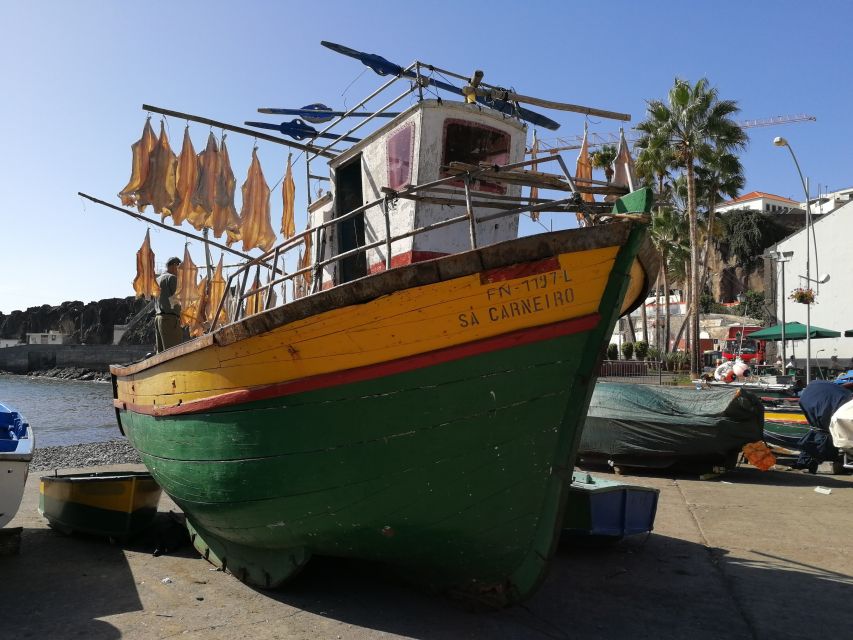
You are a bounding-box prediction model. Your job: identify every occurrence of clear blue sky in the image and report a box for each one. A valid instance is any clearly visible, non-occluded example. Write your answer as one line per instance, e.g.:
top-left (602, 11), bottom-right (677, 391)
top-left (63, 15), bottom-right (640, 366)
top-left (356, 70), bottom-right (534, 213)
top-left (1, 0), bottom-right (851, 313)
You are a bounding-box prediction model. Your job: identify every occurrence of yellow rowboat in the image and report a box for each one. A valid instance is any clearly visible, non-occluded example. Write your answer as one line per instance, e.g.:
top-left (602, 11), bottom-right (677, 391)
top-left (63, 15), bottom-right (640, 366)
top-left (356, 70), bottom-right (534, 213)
top-left (39, 471), bottom-right (162, 538)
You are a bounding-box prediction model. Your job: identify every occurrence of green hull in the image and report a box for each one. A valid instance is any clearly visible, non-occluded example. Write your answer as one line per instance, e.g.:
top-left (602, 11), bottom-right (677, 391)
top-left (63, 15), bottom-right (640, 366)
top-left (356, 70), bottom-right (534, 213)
top-left (117, 227), bottom-right (646, 605)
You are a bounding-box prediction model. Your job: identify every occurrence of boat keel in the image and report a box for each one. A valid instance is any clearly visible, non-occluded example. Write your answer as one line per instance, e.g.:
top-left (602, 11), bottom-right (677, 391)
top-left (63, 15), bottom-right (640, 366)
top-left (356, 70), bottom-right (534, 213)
top-left (186, 518), bottom-right (311, 588)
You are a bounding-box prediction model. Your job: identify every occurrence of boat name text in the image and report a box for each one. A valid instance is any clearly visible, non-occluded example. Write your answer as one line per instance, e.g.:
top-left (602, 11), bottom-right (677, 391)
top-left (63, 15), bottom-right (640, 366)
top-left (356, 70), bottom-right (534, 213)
top-left (458, 269), bottom-right (575, 328)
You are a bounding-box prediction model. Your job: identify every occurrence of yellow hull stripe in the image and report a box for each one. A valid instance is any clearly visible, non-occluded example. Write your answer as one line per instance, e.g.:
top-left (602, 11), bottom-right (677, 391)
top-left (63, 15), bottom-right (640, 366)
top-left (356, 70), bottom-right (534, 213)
top-left (117, 246), bottom-right (622, 408)
top-left (40, 477), bottom-right (162, 514)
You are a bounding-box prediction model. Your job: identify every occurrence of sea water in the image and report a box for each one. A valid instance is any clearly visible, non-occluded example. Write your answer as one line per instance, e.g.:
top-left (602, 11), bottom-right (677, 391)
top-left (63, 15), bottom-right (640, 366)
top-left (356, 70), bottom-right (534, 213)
top-left (0, 374), bottom-right (118, 447)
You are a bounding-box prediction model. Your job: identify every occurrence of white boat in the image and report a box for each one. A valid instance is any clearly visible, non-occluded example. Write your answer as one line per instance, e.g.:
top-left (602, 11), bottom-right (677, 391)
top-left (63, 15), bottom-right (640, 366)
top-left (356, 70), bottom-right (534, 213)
top-left (0, 403), bottom-right (34, 528)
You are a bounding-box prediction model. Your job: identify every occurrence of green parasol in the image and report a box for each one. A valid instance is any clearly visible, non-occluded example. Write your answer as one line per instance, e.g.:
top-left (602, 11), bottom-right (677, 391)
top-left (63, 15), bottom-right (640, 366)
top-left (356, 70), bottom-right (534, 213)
top-left (748, 321), bottom-right (841, 341)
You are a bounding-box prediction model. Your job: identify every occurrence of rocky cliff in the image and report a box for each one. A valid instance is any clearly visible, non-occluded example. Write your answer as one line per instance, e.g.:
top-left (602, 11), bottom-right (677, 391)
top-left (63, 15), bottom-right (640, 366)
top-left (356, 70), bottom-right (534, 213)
top-left (0, 297), bottom-right (155, 345)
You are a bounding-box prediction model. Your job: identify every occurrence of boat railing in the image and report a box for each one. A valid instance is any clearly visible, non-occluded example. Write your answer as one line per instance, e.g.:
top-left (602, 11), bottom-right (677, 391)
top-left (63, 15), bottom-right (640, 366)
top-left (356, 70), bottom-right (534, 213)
top-left (208, 152), bottom-right (635, 333)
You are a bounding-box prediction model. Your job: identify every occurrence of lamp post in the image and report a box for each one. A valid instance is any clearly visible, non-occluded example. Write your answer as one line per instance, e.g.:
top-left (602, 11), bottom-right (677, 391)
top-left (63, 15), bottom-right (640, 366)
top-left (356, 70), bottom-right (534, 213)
top-left (774, 136), bottom-right (813, 383)
top-left (766, 250), bottom-right (794, 364)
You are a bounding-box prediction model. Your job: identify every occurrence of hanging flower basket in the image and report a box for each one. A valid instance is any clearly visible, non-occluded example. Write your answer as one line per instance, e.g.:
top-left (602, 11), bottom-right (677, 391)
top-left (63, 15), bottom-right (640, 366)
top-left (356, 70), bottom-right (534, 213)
top-left (789, 287), bottom-right (815, 305)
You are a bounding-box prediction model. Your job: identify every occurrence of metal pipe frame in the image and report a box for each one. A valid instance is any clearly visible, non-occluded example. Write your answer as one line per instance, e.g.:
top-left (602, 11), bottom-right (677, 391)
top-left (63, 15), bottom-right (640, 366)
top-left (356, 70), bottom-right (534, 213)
top-left (307, 62), bottom-right (418, 161)
top-left (314, 83), bottom-right (419, 157)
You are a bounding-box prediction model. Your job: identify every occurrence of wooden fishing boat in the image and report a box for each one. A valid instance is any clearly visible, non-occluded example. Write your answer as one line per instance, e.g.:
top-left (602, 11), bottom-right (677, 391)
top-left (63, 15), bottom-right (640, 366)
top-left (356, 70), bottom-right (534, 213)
top-left (39, 471), bottom-right (162, 538)
top-left (0, 403), bottom-right (34, 529)
top-left (106, 43), bottom-right (656, 605)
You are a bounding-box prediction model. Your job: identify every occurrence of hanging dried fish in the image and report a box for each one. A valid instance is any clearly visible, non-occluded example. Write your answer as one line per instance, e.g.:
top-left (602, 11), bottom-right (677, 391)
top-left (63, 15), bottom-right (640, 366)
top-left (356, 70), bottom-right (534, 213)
top-left (191, 132), bottom-right (219, 226)
top-left (185, 275), bottom-right (209, 337)
top-left (205, 254), bottom-right (228, 328)
top-left (136, 120), bottom-right (178, 216)
top-left (132, 229), bottom-right (159, 300)
top-left (210, 135), bottom-right (241, 245)
top-left (239, 148), bottom-right (275, 252)
top-left (295, 224), bottom-right (313, 298)
top-left (118, 118), bottom-right (157, 207)
top-left (280, 153), bottom-right (296, 239)
top-left (173, 126), bottom-right (206, 227)
top-left (244, 269), bottom-right (264, 316)
top-left (175, 246), bottom-right (200, 327)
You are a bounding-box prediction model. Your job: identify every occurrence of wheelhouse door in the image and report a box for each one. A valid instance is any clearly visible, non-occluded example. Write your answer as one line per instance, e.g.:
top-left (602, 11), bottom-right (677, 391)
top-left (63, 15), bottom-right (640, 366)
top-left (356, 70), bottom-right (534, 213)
top-left (335, 156), bottom-right (367, 283)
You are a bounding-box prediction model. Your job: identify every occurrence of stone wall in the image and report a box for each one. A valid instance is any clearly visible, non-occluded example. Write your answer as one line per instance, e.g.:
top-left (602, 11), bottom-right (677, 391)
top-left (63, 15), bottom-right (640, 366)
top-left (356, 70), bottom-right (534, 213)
top-left (0, 297), bottom-right (154, 345)
top-left (0, 344), bottom-right (151, 373)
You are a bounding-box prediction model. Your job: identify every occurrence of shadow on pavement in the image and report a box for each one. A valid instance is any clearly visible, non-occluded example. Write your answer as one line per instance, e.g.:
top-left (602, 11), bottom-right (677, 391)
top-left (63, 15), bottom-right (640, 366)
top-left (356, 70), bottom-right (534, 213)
top-left (0, 527), bottom-right (142, 639)
top-left (250, 528), bottom-right (852, 640)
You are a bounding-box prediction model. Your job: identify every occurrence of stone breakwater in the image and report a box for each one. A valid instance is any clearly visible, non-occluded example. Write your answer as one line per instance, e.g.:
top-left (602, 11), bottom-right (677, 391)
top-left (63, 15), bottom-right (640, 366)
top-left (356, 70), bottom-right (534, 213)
top-left (31, 440), bottom-right (142, 472)
top-left (24, 367), bottom-right (111, 382)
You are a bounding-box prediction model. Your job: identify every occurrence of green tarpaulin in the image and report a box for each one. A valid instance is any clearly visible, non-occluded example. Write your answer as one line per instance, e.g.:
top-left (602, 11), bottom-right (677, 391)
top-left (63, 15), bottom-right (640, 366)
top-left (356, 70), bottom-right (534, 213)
top-left (578, 383), bottom-right (764, 468)
top-left (748, 321), bottom-right (841, 341)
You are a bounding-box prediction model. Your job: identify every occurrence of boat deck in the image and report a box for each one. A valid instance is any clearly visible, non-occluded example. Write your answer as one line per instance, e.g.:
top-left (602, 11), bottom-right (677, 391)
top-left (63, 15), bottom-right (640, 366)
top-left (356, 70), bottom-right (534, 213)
top-left (4, 462), bottom-right (852, 639)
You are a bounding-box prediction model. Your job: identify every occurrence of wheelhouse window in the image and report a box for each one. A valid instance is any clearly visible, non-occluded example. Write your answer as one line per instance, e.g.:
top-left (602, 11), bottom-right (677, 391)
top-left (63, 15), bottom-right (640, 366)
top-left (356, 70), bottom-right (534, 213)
top-left (441, 119), bottom-right (510, 194)
top-left (386, 124), bottom-right (414, 190)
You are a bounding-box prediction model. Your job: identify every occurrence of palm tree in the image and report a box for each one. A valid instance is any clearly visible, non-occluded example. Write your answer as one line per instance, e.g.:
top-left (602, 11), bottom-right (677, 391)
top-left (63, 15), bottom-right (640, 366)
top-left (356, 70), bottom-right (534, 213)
top-left (591, 144), bottom-right (617, 183)
top-left (649, 206), bottom-right (687, 352)
top-left (695, 150), bottom-right (746, 296)
top-left (636, 78), bottom-right (746, 375)
top-left (636, 145), bottom-right (676, 348)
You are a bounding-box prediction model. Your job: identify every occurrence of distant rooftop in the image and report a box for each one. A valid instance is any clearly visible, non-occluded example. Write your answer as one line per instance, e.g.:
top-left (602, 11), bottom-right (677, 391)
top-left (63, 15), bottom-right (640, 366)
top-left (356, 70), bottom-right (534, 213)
top-left (721, 191), bottom-right (800, 207)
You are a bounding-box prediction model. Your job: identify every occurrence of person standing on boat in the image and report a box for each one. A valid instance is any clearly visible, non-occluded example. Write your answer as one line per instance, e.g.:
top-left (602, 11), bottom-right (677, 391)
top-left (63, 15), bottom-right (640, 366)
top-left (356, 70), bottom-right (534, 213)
top-left (154, 257), bottom-right (183, 353)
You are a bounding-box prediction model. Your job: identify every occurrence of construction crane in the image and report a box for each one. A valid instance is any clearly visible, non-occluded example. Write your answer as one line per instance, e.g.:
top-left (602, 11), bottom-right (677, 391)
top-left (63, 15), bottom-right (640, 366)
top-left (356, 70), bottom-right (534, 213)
top-left (529, 114), bottom-right (817, 154)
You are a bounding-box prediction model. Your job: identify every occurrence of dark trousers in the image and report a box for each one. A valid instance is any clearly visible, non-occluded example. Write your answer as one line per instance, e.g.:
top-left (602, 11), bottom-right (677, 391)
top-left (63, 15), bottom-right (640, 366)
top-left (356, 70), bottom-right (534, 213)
top-left (155, 314), bottom-right (183, 353)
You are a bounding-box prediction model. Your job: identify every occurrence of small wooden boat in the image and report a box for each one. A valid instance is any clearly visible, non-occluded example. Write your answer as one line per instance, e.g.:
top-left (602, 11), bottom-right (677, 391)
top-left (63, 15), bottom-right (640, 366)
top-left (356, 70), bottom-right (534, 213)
top-left (563, 471), bottom-right (659, 540)
top-left (39, 471), bottom-right (162, 538)
top-left (0, 403), bottom-right (34, 529)
top-left (106, 42), bottom-right (656, 605)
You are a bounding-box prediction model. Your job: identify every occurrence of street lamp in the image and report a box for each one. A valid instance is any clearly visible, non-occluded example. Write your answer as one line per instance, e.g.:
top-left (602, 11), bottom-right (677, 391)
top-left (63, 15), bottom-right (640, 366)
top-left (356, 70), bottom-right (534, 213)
top-left (764, 250), bottom-right (794, 364)
top-left (773, 136), bottom-right (814, 384)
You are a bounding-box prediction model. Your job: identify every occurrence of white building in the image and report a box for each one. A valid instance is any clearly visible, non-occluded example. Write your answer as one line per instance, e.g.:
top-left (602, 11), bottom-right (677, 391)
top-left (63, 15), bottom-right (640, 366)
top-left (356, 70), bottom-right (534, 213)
top-left (26, 331), bottom-right (71, 345)
top-left (799, 186), bottom-right (853, 215)
top-left (767, 199), bottom-right (853, 364)
top-left (717, 191), bottom-right (802, 215)
top-left (0, 339), bottom-right (21, 348)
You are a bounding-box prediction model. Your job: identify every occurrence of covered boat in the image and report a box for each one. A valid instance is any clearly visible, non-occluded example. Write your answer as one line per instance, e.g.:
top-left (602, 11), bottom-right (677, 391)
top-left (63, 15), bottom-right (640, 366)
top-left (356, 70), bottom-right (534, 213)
top-left (0, 403), bottom-right (34, 529)
top-left (106, 43), bottom-right (657, 605)
top-left (578, 383), bottom-right (763, 470)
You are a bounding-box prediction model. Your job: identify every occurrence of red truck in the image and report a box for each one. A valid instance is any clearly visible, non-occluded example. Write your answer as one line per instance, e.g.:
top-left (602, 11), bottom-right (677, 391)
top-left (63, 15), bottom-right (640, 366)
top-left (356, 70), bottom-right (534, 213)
top-left (722, 325), bottom-right (766, 363)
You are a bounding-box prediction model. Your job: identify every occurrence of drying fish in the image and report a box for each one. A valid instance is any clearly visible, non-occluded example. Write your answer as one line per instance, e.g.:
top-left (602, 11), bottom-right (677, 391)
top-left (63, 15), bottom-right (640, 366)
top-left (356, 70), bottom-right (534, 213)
top-left (244, 270), bottom-right (264, 316)
top-left (191, 132), bottom-right (219, 226)
top-left (173, 127), bottom-right (206, 227)
top-left (205, 255), bottom-right (228, 328)
top-left (131, 229), bottom-right (159, 300)
top-left (175, 246), bottom-right (200, 327)
top-left (295, 224), bottom-right (313, 298)
top-left (281, 154), bottom-right (296, 239)
top-left (210, 135), bottom-right (241, 245)
top-left (135, 120), bottom-right (178, 216)
top-left (184, 276), bottom-right (209, 337)
top-left (118, 118), bottom-right (157, 207)
top-left (239, 148), bottom-right (276, 252)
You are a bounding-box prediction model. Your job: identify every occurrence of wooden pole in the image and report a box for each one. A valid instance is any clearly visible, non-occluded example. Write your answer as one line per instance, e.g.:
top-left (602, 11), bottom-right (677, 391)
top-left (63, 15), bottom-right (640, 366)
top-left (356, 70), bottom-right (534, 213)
top-left (79, 193), bottom-right (253, 260)
top-left (141, 104), bottom-right (337, 159)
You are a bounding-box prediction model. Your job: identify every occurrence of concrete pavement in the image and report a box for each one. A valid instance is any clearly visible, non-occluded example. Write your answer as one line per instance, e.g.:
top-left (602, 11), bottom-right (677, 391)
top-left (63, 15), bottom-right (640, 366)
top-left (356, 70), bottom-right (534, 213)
top-left (2, 463), bottom-right (851, 639)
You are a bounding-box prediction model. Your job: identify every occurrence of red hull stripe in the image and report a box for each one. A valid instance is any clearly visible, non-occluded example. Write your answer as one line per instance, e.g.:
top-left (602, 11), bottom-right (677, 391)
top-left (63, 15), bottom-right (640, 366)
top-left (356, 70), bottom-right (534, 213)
top-left (118, 313), bottom-right (601, 417)
top-left (368, 250), bottom-right (449, 275)
top-left (479, 257), bottom-right (561, 285)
